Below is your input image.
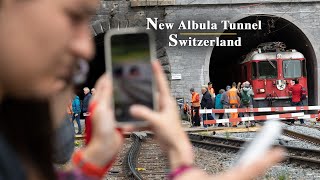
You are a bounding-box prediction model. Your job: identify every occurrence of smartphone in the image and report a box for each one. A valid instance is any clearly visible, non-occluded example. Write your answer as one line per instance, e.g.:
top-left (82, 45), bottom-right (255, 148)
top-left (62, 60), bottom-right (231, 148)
top-left (234, 120), bottom-right (283, 167)
top-left (105, 28), bottom-right (156, 127)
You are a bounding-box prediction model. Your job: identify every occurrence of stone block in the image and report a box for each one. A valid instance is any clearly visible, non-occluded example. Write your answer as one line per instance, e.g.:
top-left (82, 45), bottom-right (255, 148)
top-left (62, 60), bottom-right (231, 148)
top-left (92, 22), bottom-right (104, 35)
top-left (157, 47), bottom-right (167, 58)
top-left (162, 65), bottom-right (171, 73)
top-left (130, 0), bottom-right (175, 7)
top-left (159, 56), bottom-right (170, 65)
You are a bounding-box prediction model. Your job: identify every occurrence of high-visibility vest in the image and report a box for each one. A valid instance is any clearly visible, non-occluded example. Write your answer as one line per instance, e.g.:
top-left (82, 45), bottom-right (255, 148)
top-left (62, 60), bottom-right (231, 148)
top-left (228, 87), bottom-right (239, 105)
top-left (67, 101), bottom-right (72, 115)
top-left (191, 92), bottom-right (200, 107)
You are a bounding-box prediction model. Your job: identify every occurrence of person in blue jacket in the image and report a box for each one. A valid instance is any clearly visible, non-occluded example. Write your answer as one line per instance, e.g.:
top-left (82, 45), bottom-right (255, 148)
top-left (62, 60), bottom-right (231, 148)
top-left (215, 89), bottom-right (225, 120)
top-left (72, 95), bottom-right (82, 134)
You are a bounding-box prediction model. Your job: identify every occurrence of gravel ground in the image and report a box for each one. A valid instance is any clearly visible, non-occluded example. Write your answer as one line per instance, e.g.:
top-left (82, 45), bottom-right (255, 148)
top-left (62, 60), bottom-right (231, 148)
top-left (198, 130), bottom-right (320, 179)
top-left (193, 146), bottom-right (320, 179)
top-left (193, 146), bottom-right (232, 174)
top-left (283, 123), bottom-right (320, 139)
top-left (263, 164), bottom-right (320, 180)
top-left (280, 135), bottom-right (320, 150)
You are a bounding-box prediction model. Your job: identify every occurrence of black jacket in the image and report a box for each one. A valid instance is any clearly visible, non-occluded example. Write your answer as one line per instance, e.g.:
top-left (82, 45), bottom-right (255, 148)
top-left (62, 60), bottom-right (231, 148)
top-left (82, 93), bottom-right (92, 113)
top-left (201, 91), bottom-right (214, 109)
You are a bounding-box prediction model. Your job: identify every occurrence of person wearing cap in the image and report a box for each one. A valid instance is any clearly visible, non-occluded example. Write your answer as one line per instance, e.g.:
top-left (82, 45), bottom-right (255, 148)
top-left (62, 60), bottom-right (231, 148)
top-left (240, 81), bottom-right (255, 127)
top-left (190, 88), bottom-right (201, 126)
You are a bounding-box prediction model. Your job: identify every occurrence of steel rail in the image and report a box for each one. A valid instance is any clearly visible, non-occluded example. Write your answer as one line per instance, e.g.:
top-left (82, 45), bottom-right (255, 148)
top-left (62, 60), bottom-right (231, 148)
top-left (283, 129), bottom-right (320, 146)
top-left (189, 133), bottom-right (320, 161)
top-left (126, 134), bottom-right (144, 180)
top-left (190, 138), bottom-right (320, 169)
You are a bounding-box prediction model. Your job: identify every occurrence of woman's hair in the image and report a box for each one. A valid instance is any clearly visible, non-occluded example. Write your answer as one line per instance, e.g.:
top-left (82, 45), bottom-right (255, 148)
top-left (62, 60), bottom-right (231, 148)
top-left (0, 97), bottom-right (55, 180)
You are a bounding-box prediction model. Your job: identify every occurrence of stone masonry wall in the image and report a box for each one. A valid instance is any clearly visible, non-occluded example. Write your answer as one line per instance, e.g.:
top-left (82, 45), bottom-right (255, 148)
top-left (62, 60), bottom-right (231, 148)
top-left (165, 2), bottom-right (320, 103)
top-left (90, 0), bottom-right (171, 81)
top-left (91, 1), bottom-right (320, 104)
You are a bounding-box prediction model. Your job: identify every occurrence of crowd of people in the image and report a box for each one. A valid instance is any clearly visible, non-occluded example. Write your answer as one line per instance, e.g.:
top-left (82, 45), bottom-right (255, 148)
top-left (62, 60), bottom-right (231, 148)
top-left (185, 78), bottom-right (307, 128)
top-left (67, 88), bottom-right (96, 134)
top-left (186, 81), bottom-right (255, 128)
top-left (0, 0), bottom-right (285, 179)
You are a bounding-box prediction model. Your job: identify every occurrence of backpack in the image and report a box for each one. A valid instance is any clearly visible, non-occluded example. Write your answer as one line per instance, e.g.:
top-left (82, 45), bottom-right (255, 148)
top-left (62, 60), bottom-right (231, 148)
top-left (215, 94), bottom-right (223, 109)
top-left (241, 90), bottom-right (251, 105)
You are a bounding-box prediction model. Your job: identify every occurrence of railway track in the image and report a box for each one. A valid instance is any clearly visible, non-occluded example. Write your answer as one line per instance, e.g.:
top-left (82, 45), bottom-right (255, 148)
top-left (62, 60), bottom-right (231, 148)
top-left (126, 133), bottom-right (169, 180)
top-left (189, 134), bottom-right (320, 169)
top-left (105, 138), bottom-right (133, 179)
top-left (75, 126), bottom-right (320, 178)
top-left (190, 124), bottom-right (320, 146)
top-left (282, 129), bottom-right (320, 146)
top-left (292, 123), bottom-right (320, 131)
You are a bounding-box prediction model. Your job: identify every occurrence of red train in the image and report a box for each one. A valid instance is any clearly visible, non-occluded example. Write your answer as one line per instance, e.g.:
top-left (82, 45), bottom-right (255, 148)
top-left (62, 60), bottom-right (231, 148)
top-left (240, 42), bottom-right (308, 107)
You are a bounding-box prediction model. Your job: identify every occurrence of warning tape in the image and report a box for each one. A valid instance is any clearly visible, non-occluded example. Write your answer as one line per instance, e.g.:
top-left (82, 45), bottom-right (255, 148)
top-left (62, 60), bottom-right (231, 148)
top-left (291, 114), bottom-right (319, 119)
top-left (199, 106), bottom-right (320, 114)
top-left (203, 112), bottom-right (306, 125)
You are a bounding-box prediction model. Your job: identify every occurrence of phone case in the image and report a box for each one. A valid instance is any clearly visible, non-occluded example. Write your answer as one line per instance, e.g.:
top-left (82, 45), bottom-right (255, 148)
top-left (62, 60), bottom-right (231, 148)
top-left (104, 28), bottom-right (157, 127)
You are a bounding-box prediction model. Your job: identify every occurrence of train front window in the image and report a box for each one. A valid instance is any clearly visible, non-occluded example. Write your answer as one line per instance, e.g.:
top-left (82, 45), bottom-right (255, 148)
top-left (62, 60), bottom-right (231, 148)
top-left (252, 62), bottom-right (257, 79)
top-left (258, 60), bottom-right (277, 79)
top-left (283, 60), bottom-right (302, 78)
top-left (302, 60), bottom-right (307, 77)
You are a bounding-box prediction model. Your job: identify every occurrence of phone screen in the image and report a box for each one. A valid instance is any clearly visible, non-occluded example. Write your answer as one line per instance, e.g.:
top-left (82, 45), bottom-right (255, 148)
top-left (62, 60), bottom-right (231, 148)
top-left (110, 33), bottom-right (154, 123)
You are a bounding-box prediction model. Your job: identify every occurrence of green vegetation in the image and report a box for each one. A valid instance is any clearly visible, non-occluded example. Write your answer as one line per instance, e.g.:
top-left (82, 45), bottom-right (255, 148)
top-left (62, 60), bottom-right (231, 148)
top-left (278, 171), bottom-right (289, 180)
top-left (74, 140), bottom-right (81, 148)
top-left (224, 131), bottom-right (231, 139)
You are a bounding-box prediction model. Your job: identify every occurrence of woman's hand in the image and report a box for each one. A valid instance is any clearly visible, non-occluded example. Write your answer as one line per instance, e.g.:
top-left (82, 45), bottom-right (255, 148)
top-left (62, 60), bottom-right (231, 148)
top-left (130, 61), bottom-right (194, 169)
top-left (82, 74), bottom-right (123, 166)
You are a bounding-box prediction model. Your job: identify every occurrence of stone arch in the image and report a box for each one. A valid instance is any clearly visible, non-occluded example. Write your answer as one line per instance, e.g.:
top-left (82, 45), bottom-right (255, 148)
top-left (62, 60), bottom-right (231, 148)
top-left (85, 20), bottom-right (171, 89)
top-left (204, 14), bottom-right (318, 105)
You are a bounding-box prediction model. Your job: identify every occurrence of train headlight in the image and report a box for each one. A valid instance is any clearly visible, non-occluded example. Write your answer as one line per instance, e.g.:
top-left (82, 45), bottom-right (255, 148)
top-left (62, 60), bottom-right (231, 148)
top-left (258, 88), bottom-right (265, 93)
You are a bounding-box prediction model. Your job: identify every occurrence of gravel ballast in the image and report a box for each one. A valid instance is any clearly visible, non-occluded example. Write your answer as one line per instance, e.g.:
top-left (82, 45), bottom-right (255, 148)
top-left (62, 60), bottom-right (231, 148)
top-left (193, 146), bottom-right (320, 179)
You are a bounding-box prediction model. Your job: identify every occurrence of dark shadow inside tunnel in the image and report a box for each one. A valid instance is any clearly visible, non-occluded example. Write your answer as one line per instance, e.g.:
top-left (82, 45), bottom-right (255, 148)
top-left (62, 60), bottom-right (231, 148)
top-left (210, 15), bottom-right (317, 105)
top-left (75, 33), bottom-right (106, 99)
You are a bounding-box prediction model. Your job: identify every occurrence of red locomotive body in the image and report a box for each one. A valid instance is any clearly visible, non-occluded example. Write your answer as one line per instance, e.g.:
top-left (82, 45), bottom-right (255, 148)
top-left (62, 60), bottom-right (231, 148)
top-left (240, 42), bottom-right (308, 107)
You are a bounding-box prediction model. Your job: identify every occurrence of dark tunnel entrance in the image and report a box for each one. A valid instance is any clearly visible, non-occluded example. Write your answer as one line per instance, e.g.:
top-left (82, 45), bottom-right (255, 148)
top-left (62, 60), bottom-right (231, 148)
top-left (210, 15), bottom-right (317, 105)
top-left (75, 33), bottom-right (106, 99)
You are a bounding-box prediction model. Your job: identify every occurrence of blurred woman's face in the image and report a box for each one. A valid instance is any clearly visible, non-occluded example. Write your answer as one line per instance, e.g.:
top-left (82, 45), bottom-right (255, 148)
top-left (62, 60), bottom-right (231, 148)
top-left (0, 0), bottom-right (98, 99)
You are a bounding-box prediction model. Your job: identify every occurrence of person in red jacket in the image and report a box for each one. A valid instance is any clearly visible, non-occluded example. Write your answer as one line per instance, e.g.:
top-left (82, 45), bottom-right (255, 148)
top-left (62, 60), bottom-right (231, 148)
top-left (289, 78), bottom-right (305, 124)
